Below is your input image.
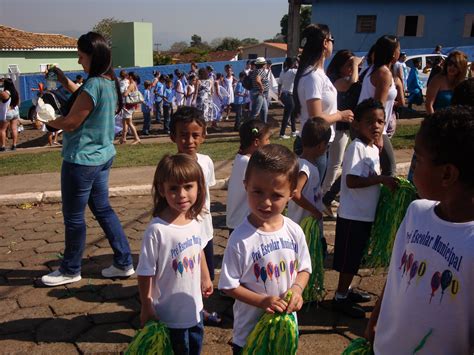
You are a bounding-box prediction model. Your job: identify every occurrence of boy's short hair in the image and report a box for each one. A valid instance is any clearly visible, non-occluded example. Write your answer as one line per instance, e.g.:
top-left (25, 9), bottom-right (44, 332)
top-left (144, 80), bottom-right (151, 88)
top-left (301, 117), bottom-right (331, 148)
top-left (354, 98), bottom-right (385, 122)
top-left (169, 106), bottom-right (207, 136)
top-left (418, 105), bottom-right (474, 188)
top-left (451, 78), bottom-right (474, 106)
top-left (245, 144), bottom-right (299, 190)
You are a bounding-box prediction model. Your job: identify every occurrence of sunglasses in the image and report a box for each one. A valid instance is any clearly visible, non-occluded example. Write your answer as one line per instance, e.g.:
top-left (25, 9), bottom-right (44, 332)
top-left (327, 37), bottom-right (335, 44)
top-left (446, 59), bottom-right (458, 67)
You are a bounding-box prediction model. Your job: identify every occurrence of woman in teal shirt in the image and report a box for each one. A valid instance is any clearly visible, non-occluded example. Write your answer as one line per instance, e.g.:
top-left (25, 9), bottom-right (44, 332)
top-left (42, 32), bottom-right (134, 286)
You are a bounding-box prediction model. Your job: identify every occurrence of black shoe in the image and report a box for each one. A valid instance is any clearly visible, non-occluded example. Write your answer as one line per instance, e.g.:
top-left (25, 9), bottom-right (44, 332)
top-left (348, 288), bottom-right (371, 303)
top-left (11, 145), bottom-right (16, 151)
top-left (0, 147), bottom-right (6, 152)
top-left (141, 131), bottom-right (150, 136)
top-left (332, 297), bottom-right (366, 318)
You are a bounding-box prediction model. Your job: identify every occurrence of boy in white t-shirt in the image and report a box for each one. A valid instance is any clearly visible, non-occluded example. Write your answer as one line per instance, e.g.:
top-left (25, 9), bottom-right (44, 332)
top-left (333, 99), bottom-right (398, 318)
top-left (170, 106), bottom-right (221, 325)
top-left (288, 117), bottom-right (331, 224)
top-left (366, 106), bottom-right (474, 354)
top-left (219, 144), bottom-right (312, 354)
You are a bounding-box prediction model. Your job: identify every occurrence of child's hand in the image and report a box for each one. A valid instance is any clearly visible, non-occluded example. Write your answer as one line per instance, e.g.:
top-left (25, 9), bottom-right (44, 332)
top-left (140, 300), bottom-right (158, 328)
top-left (380, 176), bottom-right (399, 192)
top-left (260, 295), bottom-right (288, 314)
top-left (201, 277), bottom-right (214, 298)
top-left (285, 288), bottom-right (304, 313)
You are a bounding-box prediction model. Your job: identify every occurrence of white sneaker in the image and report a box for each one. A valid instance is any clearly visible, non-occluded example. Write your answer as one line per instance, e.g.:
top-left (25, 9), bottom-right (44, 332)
top-left (41, 269), bottom-right (81, 286)
top-left (101, 265), bottom-right (135, 278)
top-left (291, 131), bottom-right (299, 137)
top-left (279, 135), bottom-right (291, 140)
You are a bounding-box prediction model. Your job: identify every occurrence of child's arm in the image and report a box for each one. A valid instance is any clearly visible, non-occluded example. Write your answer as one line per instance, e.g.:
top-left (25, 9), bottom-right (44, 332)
top-left (346, 174), bottom-right (398, 192)
top-left (365, 283), bottom-right (386, 343)
top-left (292, 172), bottom-right (323, 220)
top-left (223, 286), bottom-right (289, 314)
top-left (284, 270), bottom-right (310, 313)
top-left (200, 250), bottom-right (213, 298)
top-left (138, 275), bottom-right (158, 327)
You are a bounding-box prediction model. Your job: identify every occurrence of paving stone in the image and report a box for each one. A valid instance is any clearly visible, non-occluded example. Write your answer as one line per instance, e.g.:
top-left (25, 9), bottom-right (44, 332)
top-left (0, 332), bottom-right (35, 354)
top-left (50, 292), bottom-right (103, 316)
top-left (34, 224), bottom-right (61, 233)
top-left (358, 273), bottom-right (387, 295)
top-left (32, 342), bottom-right (79, 354)
top-left (0, 284), bottom-right (31, 300)
top-left (75, 323), bottom-right (135, 354)
top-left (17, 286), bottom-right (69, 308)
top-left (0, 261), bottom-right (22, 276)
top-left (202, 344), bottom-right (232, 355)
top-left (21, 252), bottom-right (63, 267)
top-left (2, 249), bottom-right (34, 262)
top-left (100, 279), bottom-right (138, 300)
top-left (0, 306), bottom-right (53, 334)
top-left (89, 298), bottom-right (140, 324)
top-left (20, 230), bottom-right (57, 241)
top-left (36, 314), bottom-right (92, 342)
top-left (35, 242), bottom-right (65, 254)
top-left (5, 265), bottom-right (49, 284)
top-left (14, 222), bottom-right (40, 231)
top-left (0, 236), bottom-right (22, 247)
top-left (0, 299), bottom-right (18, 317)
top-left (10, 239), bottom-right (47, 251)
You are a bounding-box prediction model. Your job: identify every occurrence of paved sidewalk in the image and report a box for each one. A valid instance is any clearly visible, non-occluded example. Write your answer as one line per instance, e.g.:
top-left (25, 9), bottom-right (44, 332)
top-left (0, 190), bottom-right (386, 354)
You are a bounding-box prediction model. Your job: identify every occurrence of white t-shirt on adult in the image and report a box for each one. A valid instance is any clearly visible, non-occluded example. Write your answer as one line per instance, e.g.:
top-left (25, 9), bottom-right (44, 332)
top-left (374, 200), bottom-right (474, 355)
top-left (358, 66), bottom-right (397, 135)
top-left (287, 158), bottom-right (323, 224)
top-left (337, 138), bottom-right (381, 222)
top-left (226, 154), bottom-right (250, 229)
top-left (136, 217), bottom-right (206, 329)
top-left (296, 67), bottom-right (337, 142)
top-left (197, 153), bottom-right (216, 243)
top-left (218, 216), bottom-right (312, 347)
top-left (278, 68), bottom-right (297, 94)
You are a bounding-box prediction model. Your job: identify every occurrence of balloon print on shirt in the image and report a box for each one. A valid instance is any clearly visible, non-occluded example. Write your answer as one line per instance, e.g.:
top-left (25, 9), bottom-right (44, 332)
top-left (428, 269), bottom-right (459, 304)
top-left (405, 260), bottom-right (419, 291)
top-left (266, 262), bottom-right (274, 281)
top-left (171, 254), bottom-right (200, 278)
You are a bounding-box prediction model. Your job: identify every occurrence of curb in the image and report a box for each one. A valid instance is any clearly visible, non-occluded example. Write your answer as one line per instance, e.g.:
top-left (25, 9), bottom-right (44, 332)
top-left (0, 163), bottom-right (410, 207)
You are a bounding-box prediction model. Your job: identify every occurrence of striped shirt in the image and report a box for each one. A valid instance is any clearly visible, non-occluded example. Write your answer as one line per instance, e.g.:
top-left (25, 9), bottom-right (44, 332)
top-left (250, 68), bottom-right (270, 94)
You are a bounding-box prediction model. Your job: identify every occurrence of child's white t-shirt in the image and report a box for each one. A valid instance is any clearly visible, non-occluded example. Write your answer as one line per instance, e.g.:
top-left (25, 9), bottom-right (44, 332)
top-left (218, 216), bottom-right (312, 347)
top-left (338, 138), bottom-right (381, 222)
top-left (287, 158), bottom-right (323, 224)
top-left (374, 200), bottom-right (474, 355)
top-left (136, 217), bottom-right (206, 329)
top-left (197, 153), bottom-right (216, 243)
top-left (226, 153), bottom-right (250, 229)
top-left (296, 67), bottom-right (337, 142)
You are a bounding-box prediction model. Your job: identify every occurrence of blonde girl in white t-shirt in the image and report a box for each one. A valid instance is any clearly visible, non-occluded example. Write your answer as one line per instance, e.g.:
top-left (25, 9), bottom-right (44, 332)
top-left (226, 120), bottom-right (271, 232)
top-left (136, 153), bottom-right (213, 354)
top-left (293, 24), bottom-right (354, 182)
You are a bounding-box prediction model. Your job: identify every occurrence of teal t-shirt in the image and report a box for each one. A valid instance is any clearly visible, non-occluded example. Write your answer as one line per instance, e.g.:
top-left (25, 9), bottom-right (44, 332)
top-left (62, 77), bottom-right (117, 166)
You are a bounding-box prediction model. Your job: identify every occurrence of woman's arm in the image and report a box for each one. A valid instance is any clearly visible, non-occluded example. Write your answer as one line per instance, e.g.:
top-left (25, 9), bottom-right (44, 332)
top-left (0, 90), bottom-right (10, 101)
top-left (425, 75), bottom-right (442, 115)
top-left (123, 81), bottom-right (136, 97)
top-left (255, 74), bottom-right (264, 93)
top-left (53, 67), bottom-right (79, 94)
top-left (372, 67), bottom-right (392, 105)
top-left (306, 98), bottom-right (353, 124)
top-left (46, 91), bottom-right (93, 132)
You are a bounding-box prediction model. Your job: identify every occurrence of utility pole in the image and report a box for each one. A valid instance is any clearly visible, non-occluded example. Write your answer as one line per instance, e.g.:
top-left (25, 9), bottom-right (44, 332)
top-left (154, 42), bottom-right (161, 53)
top-left (287, 0), bottom-right (301, 58)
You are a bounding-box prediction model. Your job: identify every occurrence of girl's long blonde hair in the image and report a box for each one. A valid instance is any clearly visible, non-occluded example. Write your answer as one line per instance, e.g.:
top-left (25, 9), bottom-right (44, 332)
top-left (152, 154), bottom-right (206, 219)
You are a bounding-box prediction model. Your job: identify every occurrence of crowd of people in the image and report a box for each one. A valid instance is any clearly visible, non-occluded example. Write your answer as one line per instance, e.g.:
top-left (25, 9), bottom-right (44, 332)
top-left (8, 24), bottom-right (470, 355)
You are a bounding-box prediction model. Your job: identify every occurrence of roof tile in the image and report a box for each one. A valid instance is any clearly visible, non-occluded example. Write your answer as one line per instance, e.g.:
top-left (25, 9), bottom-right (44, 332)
top-left (0, 25), bottom-right (77, 50)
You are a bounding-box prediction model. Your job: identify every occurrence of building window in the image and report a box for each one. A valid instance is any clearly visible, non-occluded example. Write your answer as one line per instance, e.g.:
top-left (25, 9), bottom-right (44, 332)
top-left (356, 15), bottom-right (376, 33)
top-left (248, 54), bottom-right (257, 59)
top-left (464, 14), bottom-right (474, 37)
top-left (397, 15), bottom-right (425, 37)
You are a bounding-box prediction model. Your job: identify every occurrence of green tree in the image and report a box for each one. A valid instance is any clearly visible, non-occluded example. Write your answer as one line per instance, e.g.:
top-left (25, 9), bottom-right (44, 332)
top-left (240, 38), bottom-right (260, 47)
top-left (190, 34), bottom-right (203, 47)
top-left (153, 52), bottom-right (173, 65)
top-left (169, 41), bottom-right (189, 53)
top-left (215, 37), bottom-right (242, 51)
top-left (279, 5), bottom-right (312, 43)
top-left (92, 17), bottom-right (124, 45)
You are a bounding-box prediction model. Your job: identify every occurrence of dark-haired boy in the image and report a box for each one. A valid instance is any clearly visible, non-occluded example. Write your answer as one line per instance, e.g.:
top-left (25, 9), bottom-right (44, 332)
top-left (366, 106), bottom-right (474, 354)
top-left (333, 98), bottom-right (398, 318)
top-left (287, 117), bottom-right (331, 224)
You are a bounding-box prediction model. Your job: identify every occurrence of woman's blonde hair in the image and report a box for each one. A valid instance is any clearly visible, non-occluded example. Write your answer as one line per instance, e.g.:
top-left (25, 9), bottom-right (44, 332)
top-left (443, 50), bottom-right (468, 86)
top-left (152, 154), bottom-right (206, 219)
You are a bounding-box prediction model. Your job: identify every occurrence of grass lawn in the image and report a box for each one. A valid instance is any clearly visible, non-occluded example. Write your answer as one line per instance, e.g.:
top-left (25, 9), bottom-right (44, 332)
top-left (0, 124), bottom-right (417, 177)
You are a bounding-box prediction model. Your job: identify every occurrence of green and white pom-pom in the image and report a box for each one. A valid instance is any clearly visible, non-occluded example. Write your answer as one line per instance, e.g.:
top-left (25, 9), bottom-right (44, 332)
top-left (125, 320), bottom-right (173, 355)
top-left (342, 338), bottom-right (374, 355)
top-left (242, 291), bottom-right (298, 355)
top-left (364, 178), bottom-right (416, 268)
top-left (300, 216), bottom-right (325, 302)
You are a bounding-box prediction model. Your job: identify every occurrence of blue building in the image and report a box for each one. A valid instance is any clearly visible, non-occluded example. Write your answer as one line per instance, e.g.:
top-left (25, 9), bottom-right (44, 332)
top-left (310, 0), bottom-right (474, 52)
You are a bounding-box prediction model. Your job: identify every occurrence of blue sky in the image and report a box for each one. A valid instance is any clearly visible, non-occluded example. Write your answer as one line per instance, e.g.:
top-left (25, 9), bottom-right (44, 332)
top-left (0, 0), bottom-right (289, 49)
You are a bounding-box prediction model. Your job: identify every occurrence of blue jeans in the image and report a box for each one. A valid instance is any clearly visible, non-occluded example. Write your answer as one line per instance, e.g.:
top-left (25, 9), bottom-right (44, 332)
top-left (250, 90), bottom-right (268, 123)
top-left (59, 158), bottom-right (133, 275)
top-left (142, 106), bottom-right (151, 133)
top-left (169, 312), bottom-right (204, 355)
top-left (154, 101), bottom-right (162, 123)
top-left (279, 91), bottom-right (296, 136)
